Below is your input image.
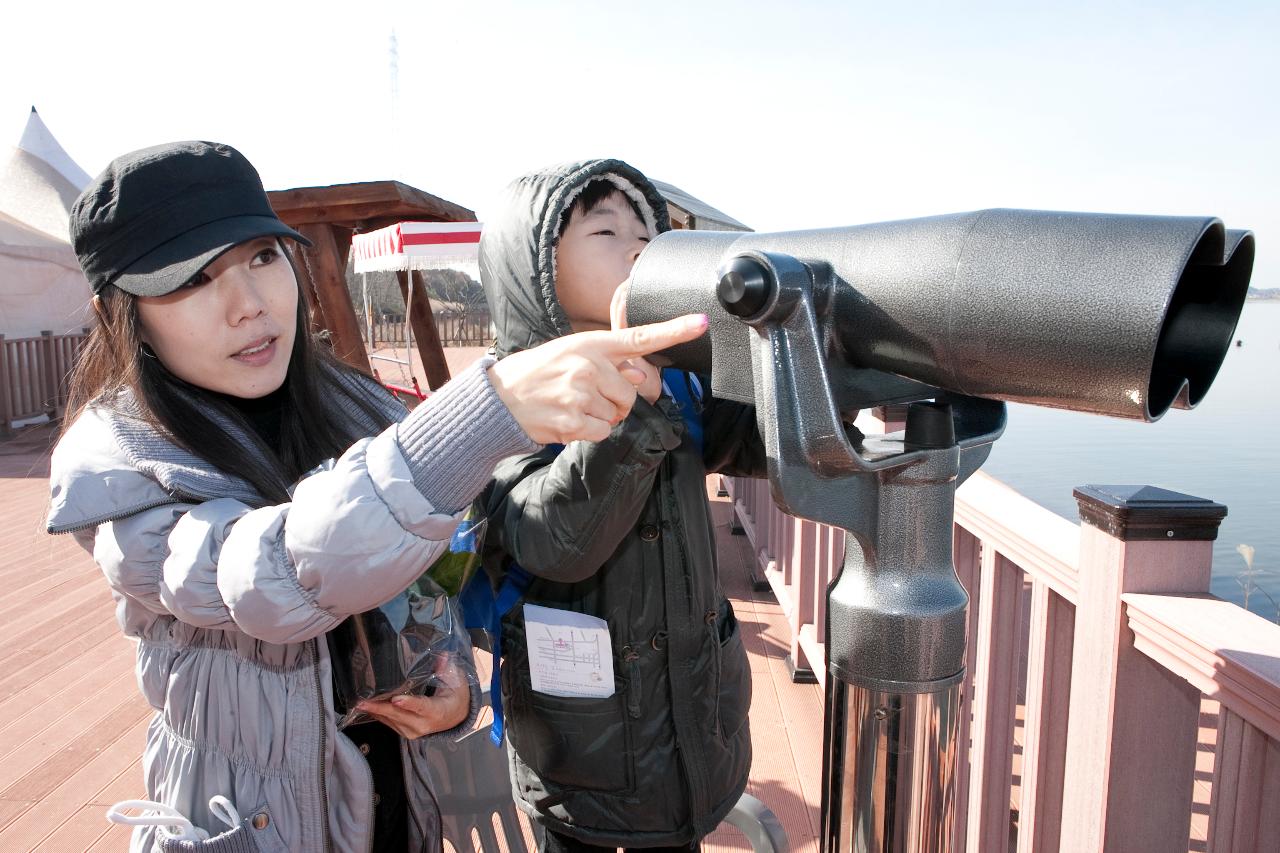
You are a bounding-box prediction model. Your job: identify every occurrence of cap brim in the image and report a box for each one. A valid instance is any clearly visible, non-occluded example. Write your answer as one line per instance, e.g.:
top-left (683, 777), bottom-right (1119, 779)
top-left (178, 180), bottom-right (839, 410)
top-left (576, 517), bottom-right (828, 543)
top-left (112, 215), bottom-right (312, 297)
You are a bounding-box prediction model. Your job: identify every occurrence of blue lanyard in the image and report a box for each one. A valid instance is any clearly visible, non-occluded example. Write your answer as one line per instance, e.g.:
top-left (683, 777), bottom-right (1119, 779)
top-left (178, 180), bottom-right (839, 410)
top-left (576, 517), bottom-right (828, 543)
top-left (661, 369), bottom-right (704, 454)
top-left (486, 565), bottom-right (531, 746)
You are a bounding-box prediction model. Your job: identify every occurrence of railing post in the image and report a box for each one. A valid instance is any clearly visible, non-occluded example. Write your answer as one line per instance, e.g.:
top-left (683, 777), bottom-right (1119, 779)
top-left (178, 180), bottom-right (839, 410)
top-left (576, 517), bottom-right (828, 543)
top-left (965, 549), bottom-right (1025, 853)
top-left (786, 518), bottom-right (820, 683)
top-left (40, 331), bottom-right (56, 417)
top-left (0, 334), bottom-right (10, 438)
top-left (1058, 485), bottom-right (1225, 853)
top-left (748, 479), bottom-right (771, 589)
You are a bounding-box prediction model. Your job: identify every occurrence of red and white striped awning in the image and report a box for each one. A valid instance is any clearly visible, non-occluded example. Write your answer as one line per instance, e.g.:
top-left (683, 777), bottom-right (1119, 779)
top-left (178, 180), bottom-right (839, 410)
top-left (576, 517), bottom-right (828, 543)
top-left (352, 221), bottom-right (483, 273)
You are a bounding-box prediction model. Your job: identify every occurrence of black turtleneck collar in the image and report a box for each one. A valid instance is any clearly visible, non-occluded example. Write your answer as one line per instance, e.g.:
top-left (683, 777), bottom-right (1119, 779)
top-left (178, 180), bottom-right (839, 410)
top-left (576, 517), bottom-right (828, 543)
top-left (216, 384), bottom-right (288, 453)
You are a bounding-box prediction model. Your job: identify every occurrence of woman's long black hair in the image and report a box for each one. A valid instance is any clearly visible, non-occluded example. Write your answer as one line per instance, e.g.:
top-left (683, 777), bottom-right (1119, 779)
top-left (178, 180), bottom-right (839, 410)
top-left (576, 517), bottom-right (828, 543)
top-left (65, 244), bottom-right (397, 505)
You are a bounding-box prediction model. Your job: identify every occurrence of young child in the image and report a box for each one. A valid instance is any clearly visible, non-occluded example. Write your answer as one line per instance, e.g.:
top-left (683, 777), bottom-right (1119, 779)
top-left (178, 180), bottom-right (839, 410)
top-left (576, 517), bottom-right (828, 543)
top-left (479, 160), bottom-right (766, 851)
top-left (45, 141), bottom-right (706, 852)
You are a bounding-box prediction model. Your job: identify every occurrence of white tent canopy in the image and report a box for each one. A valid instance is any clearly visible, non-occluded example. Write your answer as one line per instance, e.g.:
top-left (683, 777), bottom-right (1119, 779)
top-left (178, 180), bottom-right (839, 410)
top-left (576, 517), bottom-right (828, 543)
top-left (17, 108), bottom-right (91, 192)
top-left (352, 220), bottom-right (483, 274)
top-left (0, 108), bottom-right (93, 338)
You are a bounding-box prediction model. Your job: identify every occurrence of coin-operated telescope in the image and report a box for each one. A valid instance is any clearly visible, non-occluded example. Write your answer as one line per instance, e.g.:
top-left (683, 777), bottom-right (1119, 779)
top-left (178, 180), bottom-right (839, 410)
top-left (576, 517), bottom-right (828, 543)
top-left (625, 209), bottom-right (1253, 853)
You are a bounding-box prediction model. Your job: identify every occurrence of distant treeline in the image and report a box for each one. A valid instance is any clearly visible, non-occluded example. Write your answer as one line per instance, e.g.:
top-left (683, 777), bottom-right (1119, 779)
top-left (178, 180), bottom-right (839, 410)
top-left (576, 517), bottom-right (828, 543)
top-left (1247, 287), bottom-right (1280, 300)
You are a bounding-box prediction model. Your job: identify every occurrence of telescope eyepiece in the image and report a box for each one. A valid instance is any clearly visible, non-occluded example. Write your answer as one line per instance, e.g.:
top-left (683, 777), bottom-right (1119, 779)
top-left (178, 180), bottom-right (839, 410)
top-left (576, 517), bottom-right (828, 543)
top-left (718, 257), bottom-right (772, 318)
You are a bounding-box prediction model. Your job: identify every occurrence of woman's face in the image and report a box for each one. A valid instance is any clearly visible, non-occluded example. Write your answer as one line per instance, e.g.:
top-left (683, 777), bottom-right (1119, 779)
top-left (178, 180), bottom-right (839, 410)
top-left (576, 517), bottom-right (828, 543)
top-left (135, 237), bottom-right (299, 398)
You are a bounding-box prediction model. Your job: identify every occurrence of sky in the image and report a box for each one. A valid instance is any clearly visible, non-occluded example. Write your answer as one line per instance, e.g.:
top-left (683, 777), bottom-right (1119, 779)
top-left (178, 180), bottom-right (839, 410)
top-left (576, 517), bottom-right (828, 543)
top-left (3, 0), bottom-right (1276, 284)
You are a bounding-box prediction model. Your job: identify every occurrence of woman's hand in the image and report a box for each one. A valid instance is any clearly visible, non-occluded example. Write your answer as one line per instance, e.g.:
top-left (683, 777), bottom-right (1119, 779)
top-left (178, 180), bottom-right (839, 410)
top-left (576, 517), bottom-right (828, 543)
top-left (488, 313), bottom-right (706, 443)
top-left (355, 660), bottom-right (471, 740)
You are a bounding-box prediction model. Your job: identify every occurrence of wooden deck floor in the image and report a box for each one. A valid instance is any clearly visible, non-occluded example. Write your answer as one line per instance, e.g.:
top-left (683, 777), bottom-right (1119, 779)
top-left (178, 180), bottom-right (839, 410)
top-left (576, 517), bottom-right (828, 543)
top-left (0, 422), bottom-right (824, 852)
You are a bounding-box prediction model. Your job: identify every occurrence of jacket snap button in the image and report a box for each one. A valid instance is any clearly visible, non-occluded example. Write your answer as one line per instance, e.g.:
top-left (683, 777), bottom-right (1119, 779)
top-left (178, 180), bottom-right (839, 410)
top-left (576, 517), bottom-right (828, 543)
top-left (359, 742), bottom-right (371, 756)
top-left (252, 812), bottom-right (270, 830)
top-left (639, 523), bottom-right (660, 542)
top-left (372, 793), bottom-right (382, 807)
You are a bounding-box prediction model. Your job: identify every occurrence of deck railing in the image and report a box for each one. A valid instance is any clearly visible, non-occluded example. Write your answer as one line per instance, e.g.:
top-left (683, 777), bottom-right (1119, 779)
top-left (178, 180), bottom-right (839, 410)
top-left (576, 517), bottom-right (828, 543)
top-left (722, 409), bottom-right (1280, 853)
top-left (358, 309), bottom-right (495, 348)
top-left (0, 330), bottom-right (88, 436)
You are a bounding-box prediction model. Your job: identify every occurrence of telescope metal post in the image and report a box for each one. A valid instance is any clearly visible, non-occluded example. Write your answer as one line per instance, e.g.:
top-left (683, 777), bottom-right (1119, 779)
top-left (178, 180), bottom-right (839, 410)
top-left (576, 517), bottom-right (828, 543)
top-left (715, 253), bottom-right (982, 853)
top-left (818, 439), bottom-right (966, 853)
top-left (824, 681), bottom-right (963, 853)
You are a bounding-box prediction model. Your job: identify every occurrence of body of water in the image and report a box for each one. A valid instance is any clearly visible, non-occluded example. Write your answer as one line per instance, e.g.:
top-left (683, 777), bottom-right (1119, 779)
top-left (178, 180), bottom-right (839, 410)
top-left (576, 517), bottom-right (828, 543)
top-left (981, 301), bottom-right (1280, 620)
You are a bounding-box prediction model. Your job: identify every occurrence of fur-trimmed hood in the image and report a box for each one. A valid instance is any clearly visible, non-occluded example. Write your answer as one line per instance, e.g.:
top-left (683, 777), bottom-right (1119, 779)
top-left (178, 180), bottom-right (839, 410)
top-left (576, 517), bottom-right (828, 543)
top-left (478, 159), bottom-right (671, 358)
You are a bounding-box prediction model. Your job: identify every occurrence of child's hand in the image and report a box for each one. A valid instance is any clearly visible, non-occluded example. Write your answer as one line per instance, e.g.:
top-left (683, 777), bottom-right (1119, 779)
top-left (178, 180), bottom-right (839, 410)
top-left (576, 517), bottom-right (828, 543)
top-left (608, 277), bottom-right (632, 332)
top-left (355, 660), bottom-right (470, 740)
top-left (489, 314), bottom-right (707, 444)
top-left (610, 278), bottom-right (662, 404)
top-left (630, 358), bottom-right (663, 404)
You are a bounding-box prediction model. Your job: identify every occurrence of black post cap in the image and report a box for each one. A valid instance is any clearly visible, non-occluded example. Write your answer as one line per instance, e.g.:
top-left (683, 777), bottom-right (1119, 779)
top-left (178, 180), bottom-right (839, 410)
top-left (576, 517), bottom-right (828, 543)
top-left (1073, 485), bottom-right (1227, 541)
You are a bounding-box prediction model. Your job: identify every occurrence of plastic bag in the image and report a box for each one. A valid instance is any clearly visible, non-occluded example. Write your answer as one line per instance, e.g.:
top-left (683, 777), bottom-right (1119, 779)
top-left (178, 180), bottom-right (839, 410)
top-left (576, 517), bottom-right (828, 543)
top-left (328, 510), bottom-right (486, 729)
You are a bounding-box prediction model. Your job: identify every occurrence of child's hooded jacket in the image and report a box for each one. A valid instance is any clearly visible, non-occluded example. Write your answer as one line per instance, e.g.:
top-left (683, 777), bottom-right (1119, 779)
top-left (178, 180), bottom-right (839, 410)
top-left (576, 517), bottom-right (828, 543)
top-left (479, 159), bottom-right (766, 847)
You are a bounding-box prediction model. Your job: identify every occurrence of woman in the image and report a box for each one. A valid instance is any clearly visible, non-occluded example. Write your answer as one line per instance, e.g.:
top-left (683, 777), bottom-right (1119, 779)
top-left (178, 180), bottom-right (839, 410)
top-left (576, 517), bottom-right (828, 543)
top-left (46, 140), bottom-right (704, 852)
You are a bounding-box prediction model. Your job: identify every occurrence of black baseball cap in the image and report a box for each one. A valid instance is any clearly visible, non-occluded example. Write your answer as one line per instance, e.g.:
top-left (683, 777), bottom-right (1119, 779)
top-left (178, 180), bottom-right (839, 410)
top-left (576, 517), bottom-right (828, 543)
top-left (70, 141), bottom-right (310, 296)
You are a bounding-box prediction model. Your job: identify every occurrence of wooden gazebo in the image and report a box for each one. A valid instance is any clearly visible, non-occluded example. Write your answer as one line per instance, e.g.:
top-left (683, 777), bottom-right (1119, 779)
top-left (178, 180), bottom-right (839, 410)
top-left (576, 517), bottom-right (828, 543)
top-left (267, 180), bottom-right (474, 389)
top-left (265, 176), bottom-right (748, 395)
top-left (652, 179), bottom-right (752, 232)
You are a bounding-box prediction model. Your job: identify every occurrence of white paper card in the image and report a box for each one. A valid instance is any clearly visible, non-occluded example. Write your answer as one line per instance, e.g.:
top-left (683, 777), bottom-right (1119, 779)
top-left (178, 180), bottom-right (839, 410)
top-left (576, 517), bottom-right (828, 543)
top-left (523, 604), bottom-right (615, 698)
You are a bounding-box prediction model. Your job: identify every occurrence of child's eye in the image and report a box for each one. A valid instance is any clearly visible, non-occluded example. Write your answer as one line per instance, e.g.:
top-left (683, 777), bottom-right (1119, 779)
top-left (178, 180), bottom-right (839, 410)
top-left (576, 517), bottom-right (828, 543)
top-left (593, 229), bottom-right (616, 237)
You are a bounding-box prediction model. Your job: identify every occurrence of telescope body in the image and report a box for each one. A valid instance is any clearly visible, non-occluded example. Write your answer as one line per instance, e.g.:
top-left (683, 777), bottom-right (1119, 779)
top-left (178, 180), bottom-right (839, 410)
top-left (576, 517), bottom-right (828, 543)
top-left (628, 209), bottom-right (1253, 422)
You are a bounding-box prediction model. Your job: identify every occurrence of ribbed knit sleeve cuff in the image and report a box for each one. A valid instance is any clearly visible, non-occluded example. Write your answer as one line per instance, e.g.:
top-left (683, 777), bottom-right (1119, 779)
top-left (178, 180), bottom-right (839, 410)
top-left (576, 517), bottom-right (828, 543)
top-left (395, 357), bottom-right (539, 513)
top-left (428, 675), bottom-right (483, 745)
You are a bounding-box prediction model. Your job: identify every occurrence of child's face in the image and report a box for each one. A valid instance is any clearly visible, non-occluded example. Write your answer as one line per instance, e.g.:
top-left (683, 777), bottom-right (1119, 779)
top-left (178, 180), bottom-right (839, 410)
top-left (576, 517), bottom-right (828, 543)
top-left (135, 237), bottom-right (298, 398)
top-left (555, 192), bottom-right (650, 332)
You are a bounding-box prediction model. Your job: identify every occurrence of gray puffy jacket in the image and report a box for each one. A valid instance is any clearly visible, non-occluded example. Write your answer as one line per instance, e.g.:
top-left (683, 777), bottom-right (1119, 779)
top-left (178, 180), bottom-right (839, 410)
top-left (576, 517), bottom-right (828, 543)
top-left (46, 361), bottom-right (537, 852)
top-left (479, 160), bottom-right (767, 847)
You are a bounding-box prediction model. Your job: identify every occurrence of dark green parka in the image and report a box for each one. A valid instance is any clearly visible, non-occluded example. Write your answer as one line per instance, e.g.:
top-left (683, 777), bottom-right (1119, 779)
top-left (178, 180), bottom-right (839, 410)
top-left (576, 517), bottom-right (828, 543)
top-left (479, 160), bottom-right (766, 847)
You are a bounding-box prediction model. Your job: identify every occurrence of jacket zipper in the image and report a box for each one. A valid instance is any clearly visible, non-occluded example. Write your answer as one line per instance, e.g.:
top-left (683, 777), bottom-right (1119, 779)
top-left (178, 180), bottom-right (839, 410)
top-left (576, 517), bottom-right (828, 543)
top-left (312, 639), bottom-right (335, 853)
top-left (659, 455), bottom-right (712, 823)
top-left (348, 729), bottom-right (375, 853)
top-left (622, 645), bottom-right (642, 719)
top-left (404, 740), bottom-right (432, 852)
top-left (47, 496), bottom-right (182, 535)
top-left (707, 610), bottom-right (723, 735)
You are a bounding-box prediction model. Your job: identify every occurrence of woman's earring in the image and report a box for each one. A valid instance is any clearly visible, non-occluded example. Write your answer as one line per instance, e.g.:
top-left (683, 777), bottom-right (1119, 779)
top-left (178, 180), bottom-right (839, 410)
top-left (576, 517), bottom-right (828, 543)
top-left (140, 343), bottom-right (158, 360)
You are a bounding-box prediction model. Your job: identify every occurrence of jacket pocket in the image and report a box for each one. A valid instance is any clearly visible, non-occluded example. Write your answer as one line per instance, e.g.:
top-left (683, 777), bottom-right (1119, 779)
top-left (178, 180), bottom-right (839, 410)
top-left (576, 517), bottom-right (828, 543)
top-left (156, 804), bottom-right (288, 853)
top-left (507, 673), bottom-right (636, 795)
top-left (714, 605), bottom-right (752, 741)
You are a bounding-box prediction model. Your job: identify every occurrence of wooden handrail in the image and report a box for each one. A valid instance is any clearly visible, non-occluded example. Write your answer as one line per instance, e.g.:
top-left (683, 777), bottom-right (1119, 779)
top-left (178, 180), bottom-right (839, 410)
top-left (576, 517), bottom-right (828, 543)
top-left (1125, 592), bottom-right (1280, 742)
top-left (956, 471), bottom-right (1082, 603)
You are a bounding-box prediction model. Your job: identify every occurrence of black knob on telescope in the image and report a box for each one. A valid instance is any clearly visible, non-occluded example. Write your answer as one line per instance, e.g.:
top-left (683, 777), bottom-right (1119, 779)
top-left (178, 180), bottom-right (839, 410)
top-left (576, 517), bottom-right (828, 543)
top-left (718, 257), bottom-right (772, 318)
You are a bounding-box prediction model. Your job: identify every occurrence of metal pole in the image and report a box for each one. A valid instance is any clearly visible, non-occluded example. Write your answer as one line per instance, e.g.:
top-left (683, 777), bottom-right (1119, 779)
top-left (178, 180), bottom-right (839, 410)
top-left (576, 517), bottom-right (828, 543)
top-left (818, 427), bottom-right (967, 853)
top-left (692, 250), bottom-right (988, 853)
top-left (362, 272), bottom-right (373, 347)
top-left (824, 675), bottom-right (962, 852)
